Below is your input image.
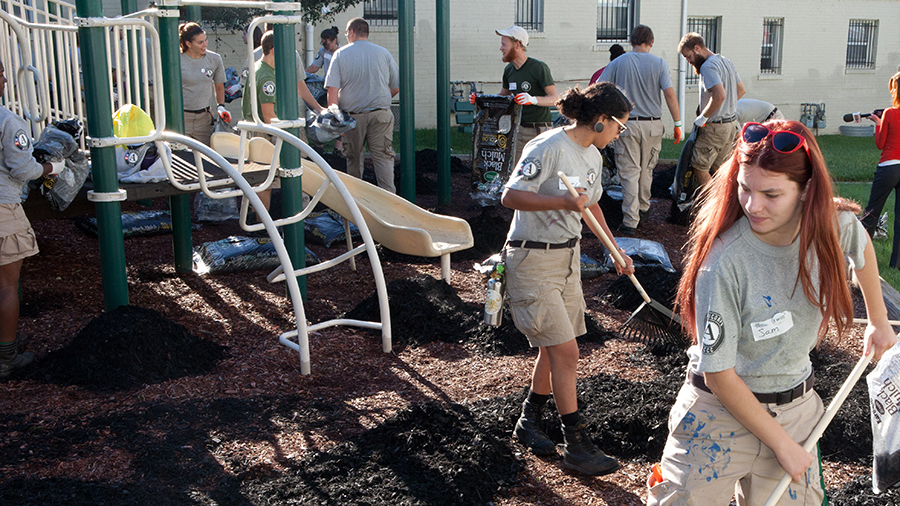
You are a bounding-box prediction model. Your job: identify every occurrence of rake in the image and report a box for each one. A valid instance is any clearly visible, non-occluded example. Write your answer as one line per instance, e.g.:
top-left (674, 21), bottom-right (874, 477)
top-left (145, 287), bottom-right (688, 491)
top-left (558, 172), bottom-right (687, 349)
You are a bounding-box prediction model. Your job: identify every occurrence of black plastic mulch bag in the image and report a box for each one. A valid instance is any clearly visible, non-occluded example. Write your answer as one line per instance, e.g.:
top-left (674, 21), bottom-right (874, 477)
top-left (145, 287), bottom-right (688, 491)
top-left (308, 105), bottom-right (357, 144)
top-left (192, 235), bottom-right (319, 275)
top-left (670, 129), bottom-right (698, 226)
top-left (304, 209), bottom-right (360, 247)
top-left (470, 94), bottom-right (521, 207)
top-left (75, 210), bottom-right (199, 238)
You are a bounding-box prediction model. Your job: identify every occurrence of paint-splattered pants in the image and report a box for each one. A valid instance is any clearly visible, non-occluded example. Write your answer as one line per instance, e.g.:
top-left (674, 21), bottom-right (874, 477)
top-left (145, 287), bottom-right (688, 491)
top-left (648, 380), bottom-right (825, 506)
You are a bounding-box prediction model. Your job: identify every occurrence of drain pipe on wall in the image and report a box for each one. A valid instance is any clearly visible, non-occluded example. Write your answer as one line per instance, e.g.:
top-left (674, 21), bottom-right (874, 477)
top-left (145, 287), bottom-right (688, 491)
top-left (305, 23), bottom-right (314, 70)
top-left (677, 0), bottom-right (687, 129)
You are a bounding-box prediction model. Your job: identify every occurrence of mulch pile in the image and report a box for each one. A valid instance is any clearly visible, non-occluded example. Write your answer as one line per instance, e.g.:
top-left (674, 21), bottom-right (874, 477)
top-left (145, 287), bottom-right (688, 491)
top-left (19, 305), bottom-right (228, 391)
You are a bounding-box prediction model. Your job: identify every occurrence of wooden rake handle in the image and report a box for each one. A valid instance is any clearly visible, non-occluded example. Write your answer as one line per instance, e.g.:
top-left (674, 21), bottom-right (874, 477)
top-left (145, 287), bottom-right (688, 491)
top-left (558, 172), bottom-right (651, 304)
top-left (763, 351), bottom-right (874, 506)
top-left (854, 318), bottom-right (900, 326)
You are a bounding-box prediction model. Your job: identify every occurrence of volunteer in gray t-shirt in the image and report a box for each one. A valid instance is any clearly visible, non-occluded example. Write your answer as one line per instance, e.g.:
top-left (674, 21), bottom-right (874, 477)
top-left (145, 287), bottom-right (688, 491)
top-left (649, 120), bottom-right (897, 506)
top-left (179, 22), bottom-right (227, 146)
top-left (502, 83), bottom-right (634, 477)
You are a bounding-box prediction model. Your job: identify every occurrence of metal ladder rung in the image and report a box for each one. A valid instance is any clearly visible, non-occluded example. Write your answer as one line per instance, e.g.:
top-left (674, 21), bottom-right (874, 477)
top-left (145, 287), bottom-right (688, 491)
top-left (267, 243), bottom-right (367, 283)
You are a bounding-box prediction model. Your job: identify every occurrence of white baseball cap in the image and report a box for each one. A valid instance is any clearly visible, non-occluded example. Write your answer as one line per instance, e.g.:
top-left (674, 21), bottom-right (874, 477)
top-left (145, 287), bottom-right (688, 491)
top-left (496, 26), bottom-right (528, 47)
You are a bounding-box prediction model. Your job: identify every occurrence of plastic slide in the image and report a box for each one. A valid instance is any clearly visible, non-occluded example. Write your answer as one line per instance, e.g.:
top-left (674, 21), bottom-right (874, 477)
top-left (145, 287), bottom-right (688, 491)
top-left (211, 133), bottom-right (474, 274)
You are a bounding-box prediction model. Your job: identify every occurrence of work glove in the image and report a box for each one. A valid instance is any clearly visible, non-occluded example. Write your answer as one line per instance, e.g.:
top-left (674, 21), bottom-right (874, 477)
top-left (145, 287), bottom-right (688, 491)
top-left (49, 160), bottom-right (65, 175)
top-left (225, 83), bottom-right (242, 96)
top-left (469, 92), bottom-right (477, 105)
top-left (673, 121), bottom-right (683, 144)
top-left (514, 92), bottom-right (537, 106)
top-left (693, 115), bottom-right (707, 128)
top-left (217, 104), bottom-right (231, 124)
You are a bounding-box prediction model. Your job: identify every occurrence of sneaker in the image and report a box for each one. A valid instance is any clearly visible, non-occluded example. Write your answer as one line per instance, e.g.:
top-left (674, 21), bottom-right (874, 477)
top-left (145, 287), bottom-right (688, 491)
top-left (561, 422), bottom-right (620, 476)
top-left (0, 351), bottom-right (34, 378)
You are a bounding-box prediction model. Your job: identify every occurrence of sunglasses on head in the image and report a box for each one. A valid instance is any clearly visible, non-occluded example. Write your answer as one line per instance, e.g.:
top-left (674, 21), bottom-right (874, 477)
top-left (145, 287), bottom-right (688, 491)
top-left (741, 122), bottom-right (809, 157)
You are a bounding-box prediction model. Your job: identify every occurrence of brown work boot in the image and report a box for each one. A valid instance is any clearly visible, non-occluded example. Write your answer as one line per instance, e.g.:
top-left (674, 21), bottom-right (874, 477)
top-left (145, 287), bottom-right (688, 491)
top-left (514, 400), bottom-right (557, 456)
top-left (561, 420), bottom-right (620, 476)
top-left (0, 341), bottom-right (34, 378)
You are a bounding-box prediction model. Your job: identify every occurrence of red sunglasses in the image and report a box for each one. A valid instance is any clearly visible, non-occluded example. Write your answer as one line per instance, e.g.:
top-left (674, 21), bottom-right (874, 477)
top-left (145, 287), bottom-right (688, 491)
top-left (741, 122), bottom-right (810, 158)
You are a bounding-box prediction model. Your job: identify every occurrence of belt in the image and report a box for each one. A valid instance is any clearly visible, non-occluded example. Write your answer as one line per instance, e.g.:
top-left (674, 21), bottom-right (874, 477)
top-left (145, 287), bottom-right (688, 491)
top-left (708, 115), bottom-right (736, 124)
top-left (508, 238), bottom-right (577, 250)
top-left (521, 122), bottom-right (553, 128)
top-left (348, 108), bottom-right (387, 115)
top-left (631, 116), bottom-right (661, 121)
top-left (764, 107), bottom-right (779, 122)
top-left (688, 369), bottom-right (814, 405)
top-left (184, 107), bottom-right (210, 114)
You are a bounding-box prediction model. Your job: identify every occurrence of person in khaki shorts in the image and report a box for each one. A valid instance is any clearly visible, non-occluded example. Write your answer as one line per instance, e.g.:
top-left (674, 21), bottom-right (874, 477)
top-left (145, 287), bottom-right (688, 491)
top-left (0, 60), bottom-right (65, 376)
top-left (648, 120), bottom-right (898, 505)
top-left (502, 83), bottom-right (634, 476)
top-left (678, 32), bottom-right (745, 188)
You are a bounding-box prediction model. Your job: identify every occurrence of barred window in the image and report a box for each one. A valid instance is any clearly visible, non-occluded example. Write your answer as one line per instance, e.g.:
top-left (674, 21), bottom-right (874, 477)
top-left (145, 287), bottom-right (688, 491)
top-left (363, 0), bottom-right (398, 27)
top-left (846, 19), bottom-right (878, 69)
top-left (516, 0), bottom-right (544, 32)
top-left (597, 0), bottom-right (634, 42)
top-left (685, 17), bottom-right (720, 85)
top-left (760, 18), bottom-right (783, 74)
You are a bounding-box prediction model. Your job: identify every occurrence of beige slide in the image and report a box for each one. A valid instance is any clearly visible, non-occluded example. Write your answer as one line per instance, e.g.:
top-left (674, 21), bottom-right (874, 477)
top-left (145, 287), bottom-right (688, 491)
top-left (211, 133), bottom-right (474, 279)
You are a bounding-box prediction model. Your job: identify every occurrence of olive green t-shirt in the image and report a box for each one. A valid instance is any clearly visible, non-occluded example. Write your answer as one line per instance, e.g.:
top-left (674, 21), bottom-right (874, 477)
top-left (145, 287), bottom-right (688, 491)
top-left (242, 60), bottom-right (276, 122)
top-left (502, 57), bottom-right (554, 124)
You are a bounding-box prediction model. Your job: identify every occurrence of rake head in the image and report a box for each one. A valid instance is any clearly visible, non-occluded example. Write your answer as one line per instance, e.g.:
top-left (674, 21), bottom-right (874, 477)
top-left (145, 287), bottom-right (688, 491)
top-left (616, 301), bottom-right (689, 351)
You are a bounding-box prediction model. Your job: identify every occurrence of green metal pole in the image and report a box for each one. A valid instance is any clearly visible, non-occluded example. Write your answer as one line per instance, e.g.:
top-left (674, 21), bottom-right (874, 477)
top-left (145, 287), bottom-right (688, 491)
top-left (435, 0), bottom-right (450, 205)
top-left (158, 6), bottom-right (192, 272)
top-left (185, 6), bottom-right (202, 22)
top-left (75, 0), bottom-right (128, 310)
top-left (398, 0), bottom-right (415, 201)
top-left (275, 2), bottom-right (307, 299)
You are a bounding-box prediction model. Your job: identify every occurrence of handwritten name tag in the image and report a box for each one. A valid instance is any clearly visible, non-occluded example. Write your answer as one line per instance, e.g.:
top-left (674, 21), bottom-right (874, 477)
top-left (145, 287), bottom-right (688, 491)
top-left (751, 311), bottom-right (793, 341)
top-left (559, 176), bottom-right (581, 191)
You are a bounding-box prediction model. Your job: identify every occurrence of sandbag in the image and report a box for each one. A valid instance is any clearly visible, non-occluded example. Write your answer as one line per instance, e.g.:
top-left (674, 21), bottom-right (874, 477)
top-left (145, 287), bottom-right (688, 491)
top-left (192, 235), bottom-right (319, 275)
top-left (867, 340), bottom-right (900, 494)
top-left (304, 209), bottom-right (360, 247)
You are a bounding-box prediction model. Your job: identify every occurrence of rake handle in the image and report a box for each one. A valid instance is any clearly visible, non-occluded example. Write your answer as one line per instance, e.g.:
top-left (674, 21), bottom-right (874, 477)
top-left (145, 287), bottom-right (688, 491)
top-left (763, 351), bottom-right (874, 506)
top-left (853, 317), bottom-right (900, 326)
top-left (558, 172), bottom-right (651, 305)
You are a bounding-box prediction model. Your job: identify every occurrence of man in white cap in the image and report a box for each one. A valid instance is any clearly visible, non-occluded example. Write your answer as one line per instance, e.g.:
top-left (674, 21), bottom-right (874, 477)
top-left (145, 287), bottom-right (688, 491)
top-left (472, 25), bottom-right (558, 165)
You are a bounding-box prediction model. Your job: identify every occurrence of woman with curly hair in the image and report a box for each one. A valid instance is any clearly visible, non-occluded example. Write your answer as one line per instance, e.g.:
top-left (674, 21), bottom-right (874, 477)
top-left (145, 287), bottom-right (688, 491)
top-left (648, 119), bottom-right (897, 505)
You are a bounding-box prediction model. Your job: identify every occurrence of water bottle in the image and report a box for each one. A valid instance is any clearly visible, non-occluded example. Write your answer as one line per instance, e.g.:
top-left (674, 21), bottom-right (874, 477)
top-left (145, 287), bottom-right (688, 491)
top-left (484, 263), bottom-right (505, 326)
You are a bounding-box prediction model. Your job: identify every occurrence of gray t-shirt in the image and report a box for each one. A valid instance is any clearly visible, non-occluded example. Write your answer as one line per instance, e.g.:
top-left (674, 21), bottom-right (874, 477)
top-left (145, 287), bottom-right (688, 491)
top-left (310, 46), bottom-right (337, 76)
top-left (0, 106), bottom-right (43, 204)
top-left (505, 129), bottom-right (604, 244)
top-left (699, 53), bottom-right (741, 121)
top-left (736, 98), bottom-right (777, 125)
top-left (325, 40), bottom-right (399, 114)
top-left (598, 51), bottom-right (673, 119)
top-left (689, 212), bottom-right (867, 392)
top-left (180, 51), bottom-right (226, 110)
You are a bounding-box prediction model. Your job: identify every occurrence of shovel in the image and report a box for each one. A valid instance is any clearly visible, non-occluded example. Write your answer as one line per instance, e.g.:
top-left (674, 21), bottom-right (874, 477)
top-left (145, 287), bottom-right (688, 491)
top-left (764, 351), bottom-right (874, 506)
top-left (558, 172), bottom-right (685, 348)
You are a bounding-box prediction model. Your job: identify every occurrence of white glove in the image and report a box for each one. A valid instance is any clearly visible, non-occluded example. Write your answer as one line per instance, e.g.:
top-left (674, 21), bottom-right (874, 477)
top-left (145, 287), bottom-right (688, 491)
top-left (514, 93), bottom-right (538, 106)
top-left (49, 160), bottom-right (65, 175)
top-left (694, 115), bottom-right (708, 128)
top-left (217, 104), bottom-right (232, 124)
top-left (225, 83), bottom-right (242, 96)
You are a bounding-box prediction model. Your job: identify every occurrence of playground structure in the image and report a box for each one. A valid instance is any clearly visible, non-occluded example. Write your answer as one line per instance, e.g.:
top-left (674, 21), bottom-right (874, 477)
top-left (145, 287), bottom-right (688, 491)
top-left (0, 0), bottom-right (471, 375)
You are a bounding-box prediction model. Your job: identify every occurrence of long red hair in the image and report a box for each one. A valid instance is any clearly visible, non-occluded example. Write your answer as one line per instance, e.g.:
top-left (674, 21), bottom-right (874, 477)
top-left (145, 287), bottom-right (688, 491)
top-left (676, 120), bottom-right (858, 343)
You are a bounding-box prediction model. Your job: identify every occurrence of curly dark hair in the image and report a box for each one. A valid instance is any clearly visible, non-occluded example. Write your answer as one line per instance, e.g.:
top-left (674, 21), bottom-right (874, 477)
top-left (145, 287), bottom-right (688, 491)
top-left (556, 82), bottom-right (632, 127)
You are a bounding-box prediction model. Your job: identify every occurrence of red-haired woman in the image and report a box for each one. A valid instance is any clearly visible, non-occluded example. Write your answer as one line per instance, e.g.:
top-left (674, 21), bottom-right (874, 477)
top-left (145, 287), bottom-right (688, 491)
top-left (861, 71), bottom-right (900, 267)
top-left (179, 22), bottom-right (228, 146)
top-left (648, 120), bottom-right (897, 505)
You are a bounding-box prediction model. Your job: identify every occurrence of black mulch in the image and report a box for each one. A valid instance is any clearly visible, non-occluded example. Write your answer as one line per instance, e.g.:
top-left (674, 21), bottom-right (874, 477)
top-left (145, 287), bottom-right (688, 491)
top-left (13, 305), bottom-right (228, 391)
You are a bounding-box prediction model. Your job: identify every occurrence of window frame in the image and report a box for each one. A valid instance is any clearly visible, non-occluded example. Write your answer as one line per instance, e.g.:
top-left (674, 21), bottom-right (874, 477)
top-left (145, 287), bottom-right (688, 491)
top-left (685, 17), bottom-right (721, 85)
top-left (846, 19), bottom-right (878, 70)
top-left (596, 0), bottom-right (635, 43)
top-left (516, 0), bottom-right (545, 33)
top-left (760, 17), bottom-right (783, 75)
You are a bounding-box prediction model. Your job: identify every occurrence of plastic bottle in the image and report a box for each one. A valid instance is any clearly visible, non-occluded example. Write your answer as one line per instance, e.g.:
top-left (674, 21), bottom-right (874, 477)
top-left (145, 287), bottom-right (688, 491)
top-left (483, 263), bottom-right (505, 326)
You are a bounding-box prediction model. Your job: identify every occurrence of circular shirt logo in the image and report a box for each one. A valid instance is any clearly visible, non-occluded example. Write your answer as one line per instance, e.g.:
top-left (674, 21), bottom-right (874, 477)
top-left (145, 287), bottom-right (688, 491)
top-left (702, 311), bottom-right (725, 354)
top-left (586, 170), bottom-right (597, 187)
top-left (519, 157), bottom-right (541, 180)
top-left (13, 130), bottom-right (29, 150)
top-left (262, 81), bottom-right (276, 96)
top-left (521, 81), bottom-right (532, 92)
top-left (202, 68), bottom-right (213, 78)
top-left (126, 151), bottom-right (140, 166)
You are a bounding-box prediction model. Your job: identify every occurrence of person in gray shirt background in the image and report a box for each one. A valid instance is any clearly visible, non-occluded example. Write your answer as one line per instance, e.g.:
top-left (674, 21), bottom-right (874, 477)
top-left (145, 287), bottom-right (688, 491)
top-left (179, 22), bottom-right (228, 146)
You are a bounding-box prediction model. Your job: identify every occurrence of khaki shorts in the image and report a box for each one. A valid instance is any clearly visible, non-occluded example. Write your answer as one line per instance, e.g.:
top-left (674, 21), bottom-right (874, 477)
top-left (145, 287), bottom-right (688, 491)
top-left (648, 380), bottom-right (825, 506)
top-left (0, 203), bottom-right (39, 266)
top-left (505, 243), bottom-right (586, 347)
top-left (691, 121), bottom-right (739, 175)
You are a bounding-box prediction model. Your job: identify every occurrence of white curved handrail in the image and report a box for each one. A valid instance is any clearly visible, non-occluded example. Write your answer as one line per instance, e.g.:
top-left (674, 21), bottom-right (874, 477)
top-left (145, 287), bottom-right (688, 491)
top-left (0, 9), bottom-right (43, 124)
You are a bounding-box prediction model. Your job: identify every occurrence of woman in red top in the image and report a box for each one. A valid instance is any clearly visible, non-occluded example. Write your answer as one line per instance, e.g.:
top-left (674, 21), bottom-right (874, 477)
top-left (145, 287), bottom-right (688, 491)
top-left (861, 70), bottom-right (900, 267)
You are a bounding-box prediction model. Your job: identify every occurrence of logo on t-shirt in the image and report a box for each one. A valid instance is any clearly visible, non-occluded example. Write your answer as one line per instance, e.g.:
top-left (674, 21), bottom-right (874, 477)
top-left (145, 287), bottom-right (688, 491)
top-left (13, 130), bottom-right (29, 150)
top-left (519, 157), bottom-right (541, 180)
top-left (702, 311), bottom-right (725, 354)
top-left (521, 81), bottom-right (532, 92)
top-left (586, 169), bottom-right (597, 187)
top-left (201, 67), bottom-right (213, 79)
top-left (262, 81), bottom-right (276, 96)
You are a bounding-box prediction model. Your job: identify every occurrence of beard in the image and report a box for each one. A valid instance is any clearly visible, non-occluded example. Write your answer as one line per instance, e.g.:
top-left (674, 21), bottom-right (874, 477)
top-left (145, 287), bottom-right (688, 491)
top-left (691, 54), bottom-right (707, 75)
top-left (501, 50), bottom-right (514, 63)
